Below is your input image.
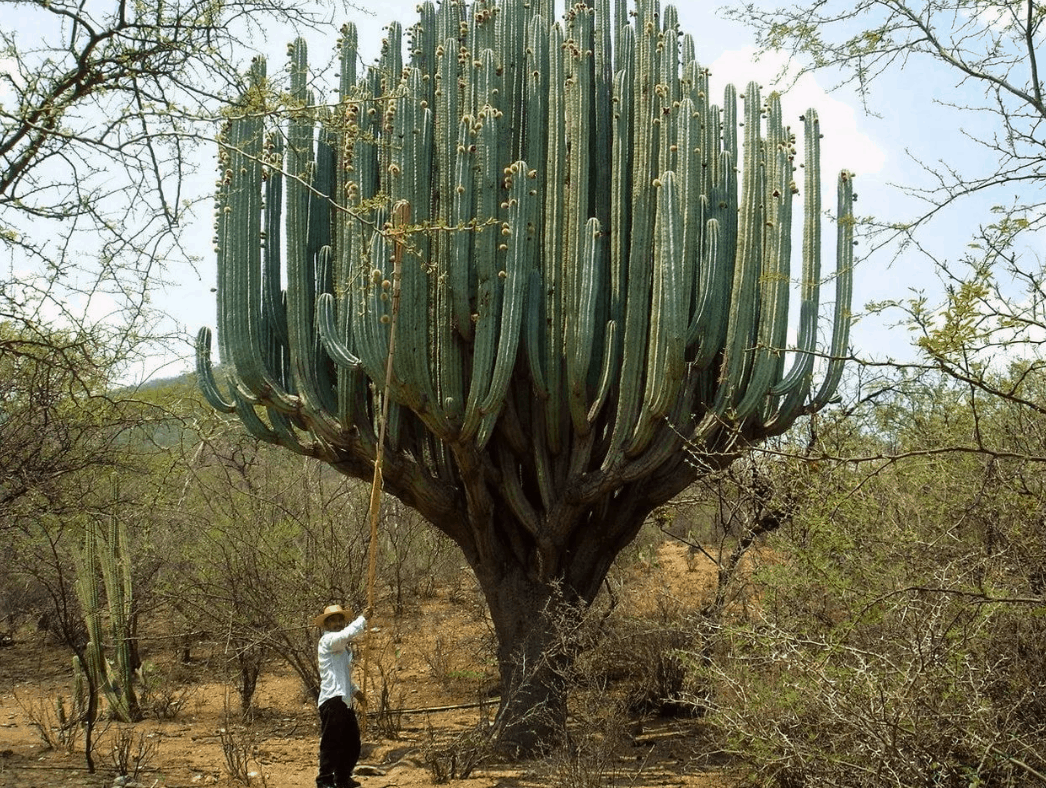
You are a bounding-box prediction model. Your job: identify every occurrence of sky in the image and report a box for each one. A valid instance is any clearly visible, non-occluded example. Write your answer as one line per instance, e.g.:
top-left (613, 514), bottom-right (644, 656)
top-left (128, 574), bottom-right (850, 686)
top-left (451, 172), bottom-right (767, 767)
top-left (4, 0), bottom-right (1041, 382)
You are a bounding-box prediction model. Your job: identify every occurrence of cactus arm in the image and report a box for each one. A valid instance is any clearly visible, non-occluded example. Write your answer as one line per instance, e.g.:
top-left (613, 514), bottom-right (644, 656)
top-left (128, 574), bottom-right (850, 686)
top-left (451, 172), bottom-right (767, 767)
top-left (195, 327), bottom-right (236, 413)
top-left (541, 22), bottom-right (566, 454)
top-left (613, 0), bottom-right (628, 72)
top-left (523, 15), bottom-right (549, 228)
top-left (351, 228), bottom-right (394, 384)
top-left (380, 21), bottom-right (404, 93)
top-left (675, 97), bottom-right (701, 339)
top-left (680, 32), bottom-right (695, 67)
top-left (497, 440), bottom-right (541, 539)
top-left (657, 8), bottom-right (679, 176)
top-left (412, 3), bottom-right (438, 77)
top-left (497, 0), bottom-right (527, 160)
top-left (316, 292), bottom-right (363, 369)
top-left (388, 86), bottom-right (440, 423)
top-left (715, 84), bottom-right (740, 267)
top-left (436, 253), bottom-right (466, 431)
top-left (567, 218), bottom-right (602, 435)
top-left (649, 173), bottom-right (687, 421)
top-left (712, 82), bottom-right (765, 416)
top-left (460, 107), bottom-right (502, 442)
top-left (265, 405), bottom-right (327, 455)
top-left (593, 0), bottom-right (613, 234)
top-left (808, 169), bottom-right (855, 411)
top-left (435, 38), bottom-right (459, 231)
top-left (733, 91), bottom-right (793, 421)
top-left (602, 23), bottom-right (653, 467)
top-left (339, 23), bottom-right (358, 99)
top-left (433, 39), bottom-right (466, 428)
top-left (626, 171), bottom-right (686, 455)
top-left (770, 109), bottom-right (824, 402)
top-left (451, 117), bottom-right (476, 342)
top-left (563, 13), bottom-right (597, 436)
top-left (760, 118), bottom-right (845, 435)
top-left (216, 69), bottom-right (299, 411)
top-left (587, 319), bottom-right (618, 424)
top-left (479, 161), bottom-right (533, 422)
top-left (689, 216), bottom-right (726, 369)
top-left (563, 5), bottom-right (593, 301)
top-left (519, 271), bottom-right (548, 403)
top-left (235, 400), bottom-right (283, 445)
top-left (604, 29), bottom-right (634, 394)
top-left (282, 40), bottom-right (342, 438)
top-left (434, 0), bottom-right (457, 50)
top-left (262, 133), bottom-right (290, 352)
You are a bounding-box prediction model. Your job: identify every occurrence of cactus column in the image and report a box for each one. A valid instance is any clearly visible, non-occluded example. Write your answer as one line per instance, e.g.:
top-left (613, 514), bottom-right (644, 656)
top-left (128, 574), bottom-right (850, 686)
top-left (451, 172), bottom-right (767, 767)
top-left (198, 0), bottom-right (854, 752)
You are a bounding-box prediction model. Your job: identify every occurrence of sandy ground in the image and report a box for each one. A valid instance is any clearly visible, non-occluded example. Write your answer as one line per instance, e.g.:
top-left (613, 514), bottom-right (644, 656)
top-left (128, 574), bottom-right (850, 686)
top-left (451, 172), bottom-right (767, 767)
top-left (0, 543), bottom-right (735, 788)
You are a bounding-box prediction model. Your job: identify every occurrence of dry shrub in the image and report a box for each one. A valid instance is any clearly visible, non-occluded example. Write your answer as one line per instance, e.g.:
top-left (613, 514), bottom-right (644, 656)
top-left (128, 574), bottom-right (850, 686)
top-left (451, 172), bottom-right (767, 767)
top-left (423, 718), bottom-right (495, 783)
top-left (512, 580), bottom-right (707, 788)
top-left (697, 584), bottom-right (1046, 787)
top-left (363, 630), bottom-right (407, 739)
top-left (14, 691), bottom-right (84, 752)
top-left (421, 572), bottom-right (499, 697)
top-left (218, 702), bottom-right (269, 786)
top-left (543, 685), bottom-right (634, 788)
top-left (106, 724), bottom-right (157, 781)
top-left (137, 660), bottom-right (194, 720)
top-left (574, 587), bottom-right (703, 717)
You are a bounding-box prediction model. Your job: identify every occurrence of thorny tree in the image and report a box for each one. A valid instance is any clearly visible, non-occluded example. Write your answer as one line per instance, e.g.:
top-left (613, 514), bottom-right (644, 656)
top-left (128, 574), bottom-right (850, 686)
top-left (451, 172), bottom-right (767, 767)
top-left (0, 0), bottom-right (362, 375)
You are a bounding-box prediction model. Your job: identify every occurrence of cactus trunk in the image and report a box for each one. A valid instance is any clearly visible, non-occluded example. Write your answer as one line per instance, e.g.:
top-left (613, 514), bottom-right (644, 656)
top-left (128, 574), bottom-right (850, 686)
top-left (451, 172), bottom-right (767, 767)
top-left (199, 0), bottom-right (855, 751)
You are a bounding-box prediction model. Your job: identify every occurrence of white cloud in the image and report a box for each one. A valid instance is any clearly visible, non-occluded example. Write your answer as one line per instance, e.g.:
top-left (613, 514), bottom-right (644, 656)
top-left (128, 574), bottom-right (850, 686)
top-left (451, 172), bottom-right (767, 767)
top-left (707, 47), bottom-right (886, 180)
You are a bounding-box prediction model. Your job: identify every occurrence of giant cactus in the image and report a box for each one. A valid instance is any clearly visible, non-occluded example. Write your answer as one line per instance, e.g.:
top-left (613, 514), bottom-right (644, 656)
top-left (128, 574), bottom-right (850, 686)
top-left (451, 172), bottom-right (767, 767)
top-left (198, 0), bottom-right (853, 750)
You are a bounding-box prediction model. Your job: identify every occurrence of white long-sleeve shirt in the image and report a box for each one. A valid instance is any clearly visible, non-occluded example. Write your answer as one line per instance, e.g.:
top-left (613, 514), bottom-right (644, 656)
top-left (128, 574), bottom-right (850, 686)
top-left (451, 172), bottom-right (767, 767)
top-left (317, 615), bottom-right (367, 706)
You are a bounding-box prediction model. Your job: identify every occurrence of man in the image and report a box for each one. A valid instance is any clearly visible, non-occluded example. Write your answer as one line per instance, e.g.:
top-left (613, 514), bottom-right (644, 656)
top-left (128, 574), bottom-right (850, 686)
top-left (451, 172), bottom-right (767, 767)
top-left (313, 604), bottom-right (368, 788)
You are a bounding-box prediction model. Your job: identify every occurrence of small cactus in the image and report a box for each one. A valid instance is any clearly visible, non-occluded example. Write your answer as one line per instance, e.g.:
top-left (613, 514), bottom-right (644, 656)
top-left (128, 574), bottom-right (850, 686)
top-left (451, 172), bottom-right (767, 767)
top-left (74, 476), bottom-right (140, 723)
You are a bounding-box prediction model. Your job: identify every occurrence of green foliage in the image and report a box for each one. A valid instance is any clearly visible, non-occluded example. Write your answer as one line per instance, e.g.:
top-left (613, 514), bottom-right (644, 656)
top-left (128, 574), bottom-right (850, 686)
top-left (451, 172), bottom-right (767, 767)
top-left (0, 322), bottom-right (123, 515)
top-left (695, 369), bottom-right (1046, 787)
top-left (163, 440), bottom-right (366, 708)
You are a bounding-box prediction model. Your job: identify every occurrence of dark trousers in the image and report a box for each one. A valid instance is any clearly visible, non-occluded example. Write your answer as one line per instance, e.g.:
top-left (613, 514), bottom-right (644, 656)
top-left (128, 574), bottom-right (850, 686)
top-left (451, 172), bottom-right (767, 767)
top-left (317, 696), bottom-right (361, 788)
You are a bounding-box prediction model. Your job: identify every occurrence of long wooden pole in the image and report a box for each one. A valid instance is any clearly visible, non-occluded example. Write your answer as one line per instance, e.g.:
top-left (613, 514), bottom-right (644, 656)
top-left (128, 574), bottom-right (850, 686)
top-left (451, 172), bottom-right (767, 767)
top-left (360, 200), bottom-right (409, 734)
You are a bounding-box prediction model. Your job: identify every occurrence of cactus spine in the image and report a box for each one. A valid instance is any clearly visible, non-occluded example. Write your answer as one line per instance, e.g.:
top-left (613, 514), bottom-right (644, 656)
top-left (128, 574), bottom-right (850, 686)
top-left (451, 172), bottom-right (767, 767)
top-left (198, 0), bottom-right (855, 748)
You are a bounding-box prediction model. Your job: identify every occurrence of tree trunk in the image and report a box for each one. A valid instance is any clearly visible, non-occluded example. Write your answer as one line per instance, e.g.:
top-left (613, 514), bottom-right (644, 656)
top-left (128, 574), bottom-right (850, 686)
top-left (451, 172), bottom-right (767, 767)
top-left (462, 491), bottom-right (658, 755)
top-left (473, 559), bottom-right (573, 754)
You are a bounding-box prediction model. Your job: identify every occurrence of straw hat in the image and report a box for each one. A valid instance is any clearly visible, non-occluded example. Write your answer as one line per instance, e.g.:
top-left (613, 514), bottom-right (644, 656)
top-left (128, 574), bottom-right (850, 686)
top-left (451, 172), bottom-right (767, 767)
top-left (313, 604), bottom-right (351, 628)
